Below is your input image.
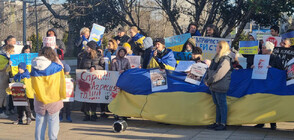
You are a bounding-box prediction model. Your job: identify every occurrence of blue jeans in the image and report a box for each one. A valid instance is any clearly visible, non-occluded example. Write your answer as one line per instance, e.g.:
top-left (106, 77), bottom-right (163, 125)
top-left (211, 91), bottom-right (227, 124)
top-left (35, 111), bottom-right (60, 140)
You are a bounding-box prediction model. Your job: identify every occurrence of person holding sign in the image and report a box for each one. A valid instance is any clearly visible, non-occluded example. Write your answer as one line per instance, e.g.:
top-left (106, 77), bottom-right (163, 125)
top-left (111, 47), bottom-right (131, 73)
top-left (147, 38), bottom-right (177, 70)
top-left (186, 22), bottom-right (201, 36)
top-left (79, 41), bottom-right (105, 121)
top-left (46, 28), bottom-right (66, 60)
top-left (181, 38), bottom-right (196, 53)
top-left (31, 47), bottom-right (66, 140)
top-left (75, 27), bottom-right (90, 53)
top-left (270, 25), bottom-right (280, 37)
top-left (0, 45), bottom-right (14, 119)
top-left (204, 41), bottom-right (233, 131)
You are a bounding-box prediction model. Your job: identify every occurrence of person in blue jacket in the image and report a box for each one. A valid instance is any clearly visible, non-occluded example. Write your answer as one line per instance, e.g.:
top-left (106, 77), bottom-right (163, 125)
top-left (186, 22), bottom-right (201, 36)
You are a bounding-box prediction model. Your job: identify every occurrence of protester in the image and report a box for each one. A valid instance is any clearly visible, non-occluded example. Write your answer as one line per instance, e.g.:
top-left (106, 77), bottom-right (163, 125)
top-left (270, 25), bottom-right (279, 36)
top-left (206, 24), bottom-right (220, 37)
top-left (0, 45), bottom-right (14, 119)
top-left (79, 41), bottom-right (105, 121)
top-left (122, 43), bottom-right (133, 55)
top-left (75, 27), bottom-right (90, 53)
top-left (59, 63), bottom-right (72, 123)
top-left (21, 45), bottom-right (32, 53)
top-left (147, 38), bottom-right (176, 70)
top-left (280, 38), bottom-right (292, 48)
top-left (6, 62), bottom-right (34, 125)
top-left (111, 47), bottom-right (131, 73)
top-left (104, 39), bottom-right (118, 62)
top-left (191, 46), bottom-right (203, 63)
top-left (114, 27), bottom-right (130, 46)
top-left (252, 41), bottom-right (283, 130)
top-left (181, 38), bottom-right (196, 52)
top-left (205, 41), bottom-right (233, 131)
top-left (31, 47), bottom-right (66, 140)
top-left (248, 34), bottom-right (255, 41)
top-left (186, 22), bottom-right (201, 36)
top-left (128, 26), bottom-right (153, 69)
top-left (1, 35), bottom-right (16, 49)
top-left (46, 28), bottom-right (66, 60)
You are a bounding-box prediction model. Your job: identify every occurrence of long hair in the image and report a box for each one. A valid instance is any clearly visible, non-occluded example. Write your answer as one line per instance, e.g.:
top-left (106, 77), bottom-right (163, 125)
top-left (39, 47), bottom-right (57, 62)
top-left (90, 49), bottom-right (98, 59)
top-left (207, 24), bottom-right (219, 37)
top-left (21, 45), bottom-right (32, 53)
top-left (3, 44), bottom-right (14, 54)
top-left (80, 27), bottom-right (90, 35)
top-left (130, 26), bottom-right (139, 33)
top-left (214, 41), bottom-right (231, 63)
top-left (109, 39), bottom-right (118, 51)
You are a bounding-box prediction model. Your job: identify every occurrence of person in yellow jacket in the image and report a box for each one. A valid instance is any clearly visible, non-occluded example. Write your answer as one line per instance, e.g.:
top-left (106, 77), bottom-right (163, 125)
top-left (6, 62), bottom-right (35, 125)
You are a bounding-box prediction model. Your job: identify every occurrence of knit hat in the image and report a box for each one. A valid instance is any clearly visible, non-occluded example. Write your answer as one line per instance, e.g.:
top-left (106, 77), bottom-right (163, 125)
top-left (154, 38), bottom-right (165, 45)
top-left (18, 62), bottom-right (26, 70)
top-left (122, 43), bottom-right (131, 50)
top-left (64, 64), bottom-right (71, 73)
top-left (264, 41), bottom-right (274, 51)
top-left (87, 41), bottom-right (97, 50)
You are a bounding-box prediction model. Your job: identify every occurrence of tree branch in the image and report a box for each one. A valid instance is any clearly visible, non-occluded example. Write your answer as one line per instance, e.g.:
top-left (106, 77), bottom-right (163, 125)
top-left (41, 0), bottom-right (69, 20)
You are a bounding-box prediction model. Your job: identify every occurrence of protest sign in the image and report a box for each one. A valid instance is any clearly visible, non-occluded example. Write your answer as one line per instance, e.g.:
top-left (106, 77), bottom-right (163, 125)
top-left (126, 56), bottom-right (141, 68)
top-left (263, 35), bottom-right (282, 47)
top-left (165, 33), bottom-right (191, 52)
top-left (14, 45), bottom-right (24, 54)
top-left (10, 53), bottom-right (38, 76)
top-left (150, 69), bottom-right (168, 92)
top-left (193, 36), bottom-right (232, 60)
top-left (238, 57), bottom-right (247, 69)
top-left (185, 63), bottom-right (208, 85)
top-left (63, 78), bottom-right (75, 102)
top-left (286, 58), bottom-right (294, 86)
top-left (252, 55), bottom-right (270, 79)
top-left (89, 23), bottom-right (105, 46)
top-left (173, 52), bottom-right (192, 60)
top-left (42, 36), bottom-right (56, 49)
top-left (9, 83), bottom-right (28, 106)
top-left (239, 41), bottom-right (259, 55)
top-left (252, 29), bottom-right (271, 40)
top-left (75, 70), bottom-right (120, 103)
top-left (273, 47), bottom-right (294, 67)
top-left (175, 61), bottom-right (195, 72)
top-left (282, 31), bottom-right (294, 46)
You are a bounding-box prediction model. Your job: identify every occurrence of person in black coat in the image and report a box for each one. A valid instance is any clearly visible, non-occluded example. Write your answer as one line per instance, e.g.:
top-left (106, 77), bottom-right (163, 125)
top-left (205, 24), bottom-right (220, 38)
top-left (46, 28), bottom-right (66, 60)
top-left (113, 27), bottom-right (130, 46)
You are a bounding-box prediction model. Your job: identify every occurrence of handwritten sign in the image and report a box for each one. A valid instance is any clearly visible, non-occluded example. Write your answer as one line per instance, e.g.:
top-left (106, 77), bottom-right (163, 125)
top-left (10, 53), bottom-right (38, 76)
top-left (185, 63), bottom-right (208, 85)
top-left (282, 31), bottom-right (294, 46)
top-left (89, 23), bottom-right (105, 46)
top-left (165, 33), bottom-right (191, 52)
top-left (173, 52), bottom-right (192, 60)
top-left (239, 41), bottom-right (259, 54)
top-left (63, 78), bottom-right (74, 102)
top-left (193, 36), bottom-right (232, 60)
top-left (263, 35), bottom-right (282, 47)
top-left (75, 70), bottom-right (120, 103)
top-left (252, 55), bottom-right (270, 79)
top-left (126, 56), bottom-right (141, 68)
top-left (175, 61), bottom-right (195, 72)
top-left (9, 83), bottom-right (28, 106)
top-left (286, 58), bottom-right (294, 86)
top-left (273, 47), bottom-right (294, 67)
top-left (42, 36), bottom-right (56, 49)
top-left (150, 69), bottom-right (168, 92)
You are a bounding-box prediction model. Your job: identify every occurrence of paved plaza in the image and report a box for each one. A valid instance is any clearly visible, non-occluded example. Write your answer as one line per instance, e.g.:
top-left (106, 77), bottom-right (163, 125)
top-left (0, 111), bottom-right (294, 140)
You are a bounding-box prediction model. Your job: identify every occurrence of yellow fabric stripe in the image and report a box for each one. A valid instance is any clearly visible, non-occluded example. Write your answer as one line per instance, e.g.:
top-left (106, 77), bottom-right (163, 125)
top-left (32, 70), bottom-right (66, 104)
top-left (239, 46), bottom-right (259, 54)
top-left (23, 78), bottom-right (35, 99)
top-left (135, 36), bottom-right (146, 48)
top-left (167, 45), bottom-right (183, 52)
top-left (147, 57), bottom-right (175, 70)
top-left (11, 65), bottom-right (32, 76)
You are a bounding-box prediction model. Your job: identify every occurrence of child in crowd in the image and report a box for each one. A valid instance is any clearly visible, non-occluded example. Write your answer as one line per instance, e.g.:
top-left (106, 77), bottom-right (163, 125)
top-left (59, 64), bottom-right (72, 122)
top-left (8, 62), bottom-right (35, 125)
top-left (111, 47), bottom-right (131, 73)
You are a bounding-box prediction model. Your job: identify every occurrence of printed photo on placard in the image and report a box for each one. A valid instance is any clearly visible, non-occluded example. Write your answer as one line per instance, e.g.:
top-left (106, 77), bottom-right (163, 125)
top-left (9, 83), bottom-right (28, 106)
top-left (150, 69), bottom-right (168, 92)
top-left (286, 58), bottom-right (294, 86)
top-left (185, 63), bottom-right (208, 85)
top-left (252, 55), bottom-right (270, 79)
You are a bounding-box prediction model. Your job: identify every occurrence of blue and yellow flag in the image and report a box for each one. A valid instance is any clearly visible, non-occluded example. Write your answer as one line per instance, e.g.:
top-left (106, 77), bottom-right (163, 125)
top-left (109, 68), bottom-right (294, 125)
top-left (132, 33), bottom-right (145, 48)
top-left (147, 49), bottom-right (177, 70)
top-left (31, 62), bottom-right (66, 104)
top-left (10, 53), bottom-right (38, 76)
top-left (165, 33), bottom-right (191, 52)
top-left (239, 41), bottom-right (259, 54)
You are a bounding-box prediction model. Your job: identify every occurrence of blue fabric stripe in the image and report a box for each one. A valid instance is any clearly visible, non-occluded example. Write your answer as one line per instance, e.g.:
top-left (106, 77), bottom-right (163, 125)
top-left (116, 68), bottom-right (294, 97)
top-left (30, 62), bottom-right (63, 77)
top-left (239, 41), bottom-right (259, 48)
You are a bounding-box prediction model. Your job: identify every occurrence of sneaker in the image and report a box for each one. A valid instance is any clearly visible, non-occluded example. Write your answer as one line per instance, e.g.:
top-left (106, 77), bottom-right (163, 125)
top-left (26, 118), bottom-right (32, 125)
top-left (66, 116), bottom-right (72, 123)
top-left (90, 116), bottom-right (96, 122)
top-left (270, 123), bottom-right (277, 130)
top-left (214, 124), bottom-right (226, 131)
top-left (31, 113), bottom-right (35, 120)
top-left (254, 124), bottom-right (265, 128)
top-left (0, 113), bottom-right (9, 119)
top-left (207, 123), bottom-right (219, 129)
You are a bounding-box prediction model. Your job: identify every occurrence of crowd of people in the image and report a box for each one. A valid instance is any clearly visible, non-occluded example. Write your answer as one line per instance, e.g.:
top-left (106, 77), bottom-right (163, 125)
top-left (0, 22), bottom-right (292, 139)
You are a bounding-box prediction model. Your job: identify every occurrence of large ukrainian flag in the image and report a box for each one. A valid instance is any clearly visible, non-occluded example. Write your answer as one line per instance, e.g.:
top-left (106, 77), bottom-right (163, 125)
top-left (31, 62), bottom-right (66, 104)
top-left (109, 68), bottom-right (294, 125)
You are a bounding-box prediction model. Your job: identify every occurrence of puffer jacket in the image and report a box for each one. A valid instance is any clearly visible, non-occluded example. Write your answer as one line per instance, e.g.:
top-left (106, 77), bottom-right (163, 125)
top-left (111, 47), bottom-right (131, 71)
top-left (79, 51), bottom-right (105, 70)
top-left (204, 53), bottom-right (233, 93)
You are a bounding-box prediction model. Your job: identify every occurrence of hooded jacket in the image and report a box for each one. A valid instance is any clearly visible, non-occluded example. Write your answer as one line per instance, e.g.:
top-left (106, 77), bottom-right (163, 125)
top-left (46, 28), bottom-right (66, 54)
top-left (0, 52), bottom-right (10, 98)
top-left (181, 38), bottom-right (196, 52)
top-left (204, 53), bottom-right (233, 93)
top-left (111, 47), bottom-right (131, 71)
top-left (148, 48), bottom-right (177, 70)
top-left (79, 51), bottom-right (105, 70)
